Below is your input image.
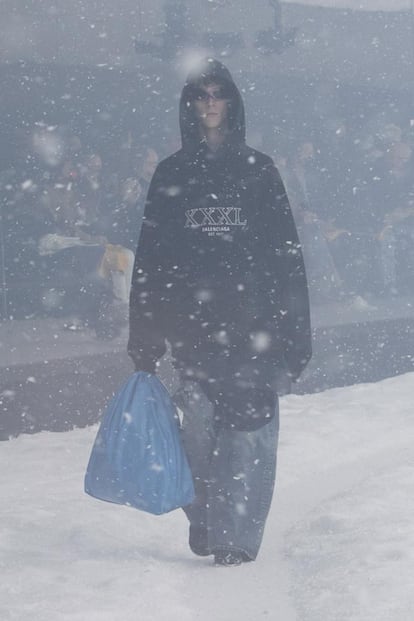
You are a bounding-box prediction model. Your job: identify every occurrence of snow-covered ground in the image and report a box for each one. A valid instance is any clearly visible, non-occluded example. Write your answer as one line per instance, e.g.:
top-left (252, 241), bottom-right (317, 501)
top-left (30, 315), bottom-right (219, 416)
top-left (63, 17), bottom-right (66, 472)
top-left (1, 372), bottom-right (413, 621)
top-left (283, 0), bottom-right (411, 11)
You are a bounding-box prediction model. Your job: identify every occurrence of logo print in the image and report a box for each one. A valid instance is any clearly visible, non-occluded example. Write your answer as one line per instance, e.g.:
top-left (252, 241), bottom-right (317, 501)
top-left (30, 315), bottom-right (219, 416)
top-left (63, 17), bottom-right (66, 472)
top-left (185, 207), bottom-right (247, 236)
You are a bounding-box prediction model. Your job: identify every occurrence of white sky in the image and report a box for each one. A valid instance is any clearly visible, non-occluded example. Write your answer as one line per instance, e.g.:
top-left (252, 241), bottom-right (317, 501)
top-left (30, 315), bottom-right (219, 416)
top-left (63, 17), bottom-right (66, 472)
top-left (1, 372), bottom-right (413, 620)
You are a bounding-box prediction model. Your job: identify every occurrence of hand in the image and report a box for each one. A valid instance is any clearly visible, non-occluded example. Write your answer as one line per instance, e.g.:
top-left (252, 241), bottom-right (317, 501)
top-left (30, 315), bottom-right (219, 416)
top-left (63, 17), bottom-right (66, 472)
top-left (136, 365), bottom-right (156, 375)
top-left (134, 357), bottom-right (157, 374)
top-left (267, 369), bottom-right (293, 396)
top-left (323, 219), bottom-right (350, 241)
top-left (302, 210), bottom-right (318, 224)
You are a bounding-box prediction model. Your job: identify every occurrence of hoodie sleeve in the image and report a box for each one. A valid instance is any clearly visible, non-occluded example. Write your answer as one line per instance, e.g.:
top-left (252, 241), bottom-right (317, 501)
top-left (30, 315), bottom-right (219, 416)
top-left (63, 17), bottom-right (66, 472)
top-left (264, 163), bottom-right (312, 381)
top-left (127, 165), bottom-right (168, 371)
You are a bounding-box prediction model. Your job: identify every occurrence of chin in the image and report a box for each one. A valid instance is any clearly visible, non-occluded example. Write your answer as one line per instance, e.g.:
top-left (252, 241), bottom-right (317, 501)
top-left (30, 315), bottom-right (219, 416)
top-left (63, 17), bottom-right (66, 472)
top-left (203, 119), bottom-right (222, 129)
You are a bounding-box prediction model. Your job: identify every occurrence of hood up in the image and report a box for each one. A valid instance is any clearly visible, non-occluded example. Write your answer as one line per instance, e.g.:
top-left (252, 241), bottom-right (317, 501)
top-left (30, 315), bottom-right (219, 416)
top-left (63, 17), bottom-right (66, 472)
top-left (179, 58), bottom-right (246, 152)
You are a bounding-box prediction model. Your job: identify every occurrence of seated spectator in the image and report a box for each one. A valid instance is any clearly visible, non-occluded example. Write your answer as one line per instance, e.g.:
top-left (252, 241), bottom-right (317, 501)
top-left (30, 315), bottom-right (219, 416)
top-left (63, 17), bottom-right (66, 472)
top-left (282, 139), bottom-right (344, 304)
top-left (77, 152), bottom-right (135, 307)
top-left (37, 157), bottom-right (131, 336)
top-left (332, 139), bottom-right (414, 299)
top-left (103, 146), bottom-right (160, 306)
top-left (37, 158), bottom-right (110, 331)
top-left (372, 141), bottom-right (414, 295)
top-left (110, 176), bottom-right (144, 251)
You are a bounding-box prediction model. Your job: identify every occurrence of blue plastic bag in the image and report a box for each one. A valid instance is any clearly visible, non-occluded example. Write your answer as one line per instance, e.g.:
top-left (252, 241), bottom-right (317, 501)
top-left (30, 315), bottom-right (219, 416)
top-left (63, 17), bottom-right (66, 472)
top-left (84, 372), bottom-right (194, 514)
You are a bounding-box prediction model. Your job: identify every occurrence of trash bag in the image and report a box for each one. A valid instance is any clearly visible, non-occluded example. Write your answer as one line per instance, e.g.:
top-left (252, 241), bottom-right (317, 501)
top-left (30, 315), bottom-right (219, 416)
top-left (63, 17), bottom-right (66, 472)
top-left (84, 372), bottom-right (194, 514)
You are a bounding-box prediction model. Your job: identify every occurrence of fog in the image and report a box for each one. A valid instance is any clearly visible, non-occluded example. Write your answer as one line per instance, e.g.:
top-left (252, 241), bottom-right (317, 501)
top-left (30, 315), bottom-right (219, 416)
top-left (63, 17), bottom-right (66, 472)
top-left (1, 1), bottom-right (414, 436)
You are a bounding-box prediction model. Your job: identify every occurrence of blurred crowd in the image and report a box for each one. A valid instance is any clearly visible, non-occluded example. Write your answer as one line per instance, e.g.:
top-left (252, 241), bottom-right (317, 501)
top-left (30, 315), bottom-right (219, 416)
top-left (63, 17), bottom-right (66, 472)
top-left (270, 118), bottom-right (414, 309)
top-left (1, 112), bottom-right (414, 335)
top-left (1, 126), bottom-right (161, 335)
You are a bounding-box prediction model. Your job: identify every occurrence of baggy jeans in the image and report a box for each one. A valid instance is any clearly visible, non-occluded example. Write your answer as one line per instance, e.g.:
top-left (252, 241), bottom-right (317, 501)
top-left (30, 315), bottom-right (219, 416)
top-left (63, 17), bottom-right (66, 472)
top-left (173, 379), bottom-right (279, 560)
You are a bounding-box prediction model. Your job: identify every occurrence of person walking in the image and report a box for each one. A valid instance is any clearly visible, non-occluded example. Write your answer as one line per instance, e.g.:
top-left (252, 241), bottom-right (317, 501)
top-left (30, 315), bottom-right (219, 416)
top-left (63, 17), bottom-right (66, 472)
top-left (128, 58), bottom-right (312, 566)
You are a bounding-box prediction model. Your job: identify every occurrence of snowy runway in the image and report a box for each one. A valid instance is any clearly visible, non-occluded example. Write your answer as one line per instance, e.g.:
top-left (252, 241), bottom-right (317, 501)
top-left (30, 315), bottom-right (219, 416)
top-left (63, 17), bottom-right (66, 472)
top-left (1, 373), bottom-right (413, 620)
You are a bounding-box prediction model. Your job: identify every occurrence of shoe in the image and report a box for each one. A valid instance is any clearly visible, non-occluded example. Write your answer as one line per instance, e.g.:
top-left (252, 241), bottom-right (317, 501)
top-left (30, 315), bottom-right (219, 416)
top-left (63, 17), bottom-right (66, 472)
top-left (214, 551), bottom-right (246, 566)
top-left (189, 525), bottom-right (211, 557)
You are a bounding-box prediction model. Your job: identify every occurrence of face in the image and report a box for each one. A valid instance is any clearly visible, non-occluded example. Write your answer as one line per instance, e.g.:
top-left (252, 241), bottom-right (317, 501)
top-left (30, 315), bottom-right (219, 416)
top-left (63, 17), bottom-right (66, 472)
top-left (299, 142), bottom-right (314, 162)
top-left (86, 154), bottom-right (102, 173)
top-left (388, 142), bottom-right (412, 171)
top-left (193, 83), bottom-right (229, 132)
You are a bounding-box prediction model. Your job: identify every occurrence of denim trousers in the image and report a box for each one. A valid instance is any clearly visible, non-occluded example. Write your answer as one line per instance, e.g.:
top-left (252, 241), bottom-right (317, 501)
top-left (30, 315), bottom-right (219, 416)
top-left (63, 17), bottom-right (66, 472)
top-left (173, 379), bottom-right (279, 560)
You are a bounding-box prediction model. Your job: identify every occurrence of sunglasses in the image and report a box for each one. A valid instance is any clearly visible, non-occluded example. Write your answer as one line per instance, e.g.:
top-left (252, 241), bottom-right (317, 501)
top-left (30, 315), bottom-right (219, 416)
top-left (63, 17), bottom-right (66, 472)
top-left (190, 86), bottom-right (231, 102)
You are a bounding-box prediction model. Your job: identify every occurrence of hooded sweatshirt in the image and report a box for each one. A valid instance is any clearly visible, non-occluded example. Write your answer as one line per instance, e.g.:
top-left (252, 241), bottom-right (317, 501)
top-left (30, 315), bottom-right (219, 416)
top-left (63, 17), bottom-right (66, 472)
top-left (128, 59), bottom-right (311, 388)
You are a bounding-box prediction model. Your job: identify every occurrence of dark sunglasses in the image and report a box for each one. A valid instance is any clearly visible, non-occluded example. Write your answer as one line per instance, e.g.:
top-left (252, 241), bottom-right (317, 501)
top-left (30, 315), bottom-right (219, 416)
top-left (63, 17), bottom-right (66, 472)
top-left (190, 86), bottom-right (231, 102)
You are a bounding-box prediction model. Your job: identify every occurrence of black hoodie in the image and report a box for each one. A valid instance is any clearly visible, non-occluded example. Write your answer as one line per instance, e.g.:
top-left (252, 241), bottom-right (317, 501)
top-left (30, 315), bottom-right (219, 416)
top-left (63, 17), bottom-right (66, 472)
top-left (128, 59), bottom-right (311, 389)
